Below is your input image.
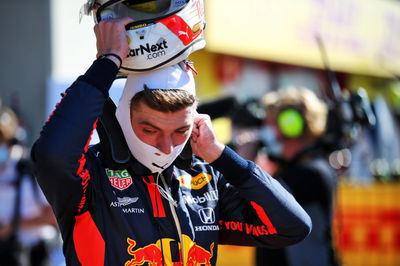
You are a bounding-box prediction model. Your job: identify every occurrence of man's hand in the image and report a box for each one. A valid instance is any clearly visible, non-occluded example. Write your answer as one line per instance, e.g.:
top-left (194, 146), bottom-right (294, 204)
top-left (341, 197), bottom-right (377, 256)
top-left (94, 17), bottom-right (134, 66)
top-left (190, 113), bottom-right (225, 163)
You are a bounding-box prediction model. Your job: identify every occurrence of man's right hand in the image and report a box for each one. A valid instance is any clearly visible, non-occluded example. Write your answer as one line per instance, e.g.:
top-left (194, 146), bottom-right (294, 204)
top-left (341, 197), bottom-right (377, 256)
top-left (94, 17), bottom-right (134, 66)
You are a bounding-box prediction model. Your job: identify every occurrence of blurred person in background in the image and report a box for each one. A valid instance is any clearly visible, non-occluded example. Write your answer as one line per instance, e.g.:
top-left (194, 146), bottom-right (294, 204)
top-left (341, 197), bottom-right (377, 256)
top-left (255, 87), bottom-right (340, 266)
top-left (0, 102), bottom-right (58, 266)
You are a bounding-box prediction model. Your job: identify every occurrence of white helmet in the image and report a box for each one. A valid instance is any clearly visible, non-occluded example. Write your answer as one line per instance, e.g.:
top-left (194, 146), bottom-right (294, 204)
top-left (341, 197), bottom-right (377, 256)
top-left (81, 0), bottom-right (206, 73)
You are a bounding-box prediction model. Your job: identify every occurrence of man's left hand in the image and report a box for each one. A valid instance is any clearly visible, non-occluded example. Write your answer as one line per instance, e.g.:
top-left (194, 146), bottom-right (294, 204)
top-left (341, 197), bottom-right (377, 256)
top-left (190, 113), bottom-right (225, 163)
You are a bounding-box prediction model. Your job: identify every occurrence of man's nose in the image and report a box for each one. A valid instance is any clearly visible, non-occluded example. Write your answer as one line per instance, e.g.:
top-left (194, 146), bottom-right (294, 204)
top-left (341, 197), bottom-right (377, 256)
top-left (157, 135), bottom-right (174, 155)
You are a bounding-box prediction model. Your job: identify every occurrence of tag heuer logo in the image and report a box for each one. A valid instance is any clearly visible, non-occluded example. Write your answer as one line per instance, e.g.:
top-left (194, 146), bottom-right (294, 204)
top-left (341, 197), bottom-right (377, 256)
top-left (106, 169), bottom-right (133, 190)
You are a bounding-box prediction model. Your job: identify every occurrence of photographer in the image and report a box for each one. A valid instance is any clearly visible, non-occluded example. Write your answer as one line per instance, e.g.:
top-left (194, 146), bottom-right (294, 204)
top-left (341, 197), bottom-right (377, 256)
top-left (0, 104), bottom-right (58, 265)
top-left (255, 87), bottom-right (340, 266)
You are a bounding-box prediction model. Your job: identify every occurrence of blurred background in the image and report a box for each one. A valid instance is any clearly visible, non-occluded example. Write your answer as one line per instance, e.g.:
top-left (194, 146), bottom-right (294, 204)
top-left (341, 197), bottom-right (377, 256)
top-left (1, 0), bottom-right (400, 265)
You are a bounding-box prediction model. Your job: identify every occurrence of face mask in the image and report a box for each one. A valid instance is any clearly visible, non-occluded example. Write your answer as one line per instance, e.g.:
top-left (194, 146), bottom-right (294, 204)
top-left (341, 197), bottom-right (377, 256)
top-left (127, 126), bottom-right (189, 173)
top-left (259, 126), bottom-right (283, 157)
top-left (0, 144), bottom-right (9, 165)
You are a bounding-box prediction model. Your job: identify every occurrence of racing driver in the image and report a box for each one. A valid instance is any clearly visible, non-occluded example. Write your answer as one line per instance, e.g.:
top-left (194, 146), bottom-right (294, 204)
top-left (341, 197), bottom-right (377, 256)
top-left (31, 17), bottom-right (312, 265)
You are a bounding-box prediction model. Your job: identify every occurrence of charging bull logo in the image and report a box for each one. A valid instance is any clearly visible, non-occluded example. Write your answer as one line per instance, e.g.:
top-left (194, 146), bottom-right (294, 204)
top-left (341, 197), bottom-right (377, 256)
top-left (125, 235), bottom-right (214, 266)
top-left (125, 239), bottom-right (163, 266)
top-left (186, 242), bottom-right (214, 266)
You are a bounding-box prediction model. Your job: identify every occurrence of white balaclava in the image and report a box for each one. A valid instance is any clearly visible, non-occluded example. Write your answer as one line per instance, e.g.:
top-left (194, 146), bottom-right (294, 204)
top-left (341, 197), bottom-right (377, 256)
top-left (116, 63), bottom-right (195, 173)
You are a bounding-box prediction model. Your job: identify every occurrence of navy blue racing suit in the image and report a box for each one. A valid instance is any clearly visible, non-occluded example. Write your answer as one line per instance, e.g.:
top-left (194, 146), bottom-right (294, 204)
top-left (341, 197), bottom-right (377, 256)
top-left (31, 58), bottom-right (311, 266)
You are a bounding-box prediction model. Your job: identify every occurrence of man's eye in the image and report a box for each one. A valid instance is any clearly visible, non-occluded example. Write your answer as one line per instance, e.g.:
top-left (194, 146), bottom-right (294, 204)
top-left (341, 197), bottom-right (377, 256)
top-left (176, 130), bottom-right (188, 135)
top-left (143, 128), bottom-right (156, 133)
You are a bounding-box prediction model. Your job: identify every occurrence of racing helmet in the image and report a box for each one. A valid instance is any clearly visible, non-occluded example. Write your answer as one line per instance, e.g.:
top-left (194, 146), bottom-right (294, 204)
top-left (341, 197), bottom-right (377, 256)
top-left (81, 0), bottom-right (206, 73)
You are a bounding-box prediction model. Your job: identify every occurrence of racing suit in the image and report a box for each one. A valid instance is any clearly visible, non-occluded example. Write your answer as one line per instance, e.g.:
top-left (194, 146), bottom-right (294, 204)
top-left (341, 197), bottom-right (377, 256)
top-left (31, 58), bottom-right (311, 266)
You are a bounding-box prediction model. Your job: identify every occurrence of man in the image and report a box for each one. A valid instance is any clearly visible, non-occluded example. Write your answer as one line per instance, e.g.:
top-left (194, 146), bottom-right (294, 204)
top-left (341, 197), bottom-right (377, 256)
top-left (256, 87), bottom-right (340, 266)
top-left (31, 18), bottom-right (311, 265)
top-left (0, 104), bottom-right (58, 266)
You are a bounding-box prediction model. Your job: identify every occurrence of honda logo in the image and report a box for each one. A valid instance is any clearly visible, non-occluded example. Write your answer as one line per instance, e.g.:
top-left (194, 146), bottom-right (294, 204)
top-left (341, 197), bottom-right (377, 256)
top-left (198, 208), bottom-right (215, 224)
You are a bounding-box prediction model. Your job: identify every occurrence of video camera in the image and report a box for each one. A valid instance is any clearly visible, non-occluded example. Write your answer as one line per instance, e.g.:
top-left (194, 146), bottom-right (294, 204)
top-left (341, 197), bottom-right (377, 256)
top-left (319, 87), bottom-right (376, 154)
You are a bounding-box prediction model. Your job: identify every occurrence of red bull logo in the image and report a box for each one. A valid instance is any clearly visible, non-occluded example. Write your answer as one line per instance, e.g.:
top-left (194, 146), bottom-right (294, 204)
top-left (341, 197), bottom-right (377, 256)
top-left (124, 235), bottom-right (214, 266)
top-left (125, 238), bottom-right (163, 266)
top-left (186, 242), bottom-right (214, 266)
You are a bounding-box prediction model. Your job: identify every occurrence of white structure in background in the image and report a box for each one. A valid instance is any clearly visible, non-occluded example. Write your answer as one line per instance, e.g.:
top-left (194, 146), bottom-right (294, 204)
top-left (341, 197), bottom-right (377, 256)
top-left (48, 0), bottom-right (125, 145)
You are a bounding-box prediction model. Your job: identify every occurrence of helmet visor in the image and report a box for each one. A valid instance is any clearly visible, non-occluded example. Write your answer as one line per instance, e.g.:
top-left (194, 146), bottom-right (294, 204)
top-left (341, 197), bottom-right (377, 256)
top-left (96, 0), bottom-right (188, 23)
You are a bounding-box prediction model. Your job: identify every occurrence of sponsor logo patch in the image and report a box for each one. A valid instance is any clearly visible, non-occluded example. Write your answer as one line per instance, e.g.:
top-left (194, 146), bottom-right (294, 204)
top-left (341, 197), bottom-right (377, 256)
top-left (110, 197), bottom-right (138, 207)
top-left (219, 220), bottom-right (277, 236)
top-left (182, 190), bottom-right (218, 205)
top-left (127, 38), bottom-right (168, 60)
top-left (179, 173), bottom-right (212, 190)
top-left (106, 169), bottom-right (133, 191)
top-left (110, 197), bottom-right (144, 214)
top-left (122, 208), bottom-right (145, 214)
top-left (198, 207), bottom-right (215, 224)
top-left (125, 235), bottom-right (214, 266)
top-left (127, 23), bottom-right (149, 30)
top-left (195, 225), bottom-right (220, 232)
